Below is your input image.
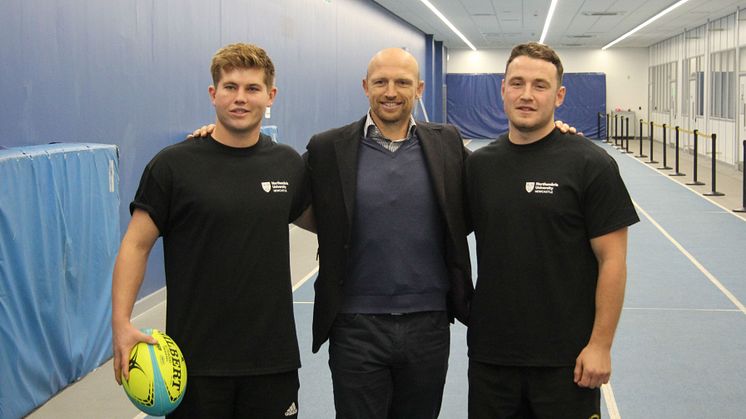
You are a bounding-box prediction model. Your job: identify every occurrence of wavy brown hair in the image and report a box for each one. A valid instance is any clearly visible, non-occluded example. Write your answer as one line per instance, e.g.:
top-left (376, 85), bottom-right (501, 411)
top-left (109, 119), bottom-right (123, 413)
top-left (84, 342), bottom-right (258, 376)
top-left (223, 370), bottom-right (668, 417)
top-left (211, 43), bottom-right (275, 88)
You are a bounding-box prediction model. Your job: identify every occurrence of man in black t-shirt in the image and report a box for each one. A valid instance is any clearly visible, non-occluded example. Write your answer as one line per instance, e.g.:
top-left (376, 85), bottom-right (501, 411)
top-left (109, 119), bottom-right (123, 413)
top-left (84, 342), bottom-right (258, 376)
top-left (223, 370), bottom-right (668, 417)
top-left (466, 42), bottom-right (639, 419)
top-left (111, 43), bottom-right (308, 418)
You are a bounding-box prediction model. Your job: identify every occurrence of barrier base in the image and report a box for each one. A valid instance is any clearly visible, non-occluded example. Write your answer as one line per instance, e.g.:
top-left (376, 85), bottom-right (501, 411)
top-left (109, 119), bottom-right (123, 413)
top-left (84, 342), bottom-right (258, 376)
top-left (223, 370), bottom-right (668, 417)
top-left (645, 160), bottom-right (659, 164)
top-left (686, 181), bottom-right (706, 185)
top-left (636, 154), bottom-right (648, 158)
top-left (669, 172), bottom-right (686, 177)
top-left (658, 166), bottom-right (673, 170)
top-left (704, 192), bottom-right (725, 197)
top-left (733, 207), bottom-right (746, 213)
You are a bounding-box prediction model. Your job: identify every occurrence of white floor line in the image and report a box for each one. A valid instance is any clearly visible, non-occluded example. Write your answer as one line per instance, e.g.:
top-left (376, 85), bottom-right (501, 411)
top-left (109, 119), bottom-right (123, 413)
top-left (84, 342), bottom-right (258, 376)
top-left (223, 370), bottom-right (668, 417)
top-left (623, 307), bottom-right (741, 312)
top-left (292, 266), bottom-right (319, 292)
top-left (133, 413), bottom-right (147, 419)
top-left (602, 382), bottom-right (621, 419)
top-left (633, 199), bottom-right (746, 315)
top-left (131, 299), bottom-right (166, 321)
top-left (609, 142), bottom-right (746, 223)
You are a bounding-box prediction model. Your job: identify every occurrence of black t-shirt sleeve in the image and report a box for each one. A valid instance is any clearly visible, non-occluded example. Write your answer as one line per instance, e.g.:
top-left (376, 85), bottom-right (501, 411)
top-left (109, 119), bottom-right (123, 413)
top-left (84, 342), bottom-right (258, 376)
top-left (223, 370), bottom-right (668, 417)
top-left (289, 168), bottom-right (310, 223)
top-left (130, 156), bottom-right (172, 235)
top-left (286, 151), bottom-right (311, 223)
top-left (582, 156), bottom-right (640, 238)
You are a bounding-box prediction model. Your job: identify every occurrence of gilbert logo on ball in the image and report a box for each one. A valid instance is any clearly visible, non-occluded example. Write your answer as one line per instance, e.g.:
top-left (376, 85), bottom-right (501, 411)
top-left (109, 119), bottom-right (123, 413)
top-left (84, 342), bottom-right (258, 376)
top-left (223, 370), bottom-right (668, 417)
top-left (122, 328), bottom-right (187, 416)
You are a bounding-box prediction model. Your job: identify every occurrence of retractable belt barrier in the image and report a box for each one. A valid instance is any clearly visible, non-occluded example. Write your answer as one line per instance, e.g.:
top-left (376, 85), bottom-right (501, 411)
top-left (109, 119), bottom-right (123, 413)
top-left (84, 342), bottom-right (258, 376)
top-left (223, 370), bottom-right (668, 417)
top-left (670, 126), bottom-right (686, 177)
top-left (608, 120), bottom-right (744, 201)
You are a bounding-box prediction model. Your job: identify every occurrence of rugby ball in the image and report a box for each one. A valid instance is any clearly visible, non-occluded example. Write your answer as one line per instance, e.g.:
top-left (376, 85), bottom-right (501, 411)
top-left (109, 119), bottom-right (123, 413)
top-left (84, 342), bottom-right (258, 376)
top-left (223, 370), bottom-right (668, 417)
top-left (122, 328), bottom-right (187, 416)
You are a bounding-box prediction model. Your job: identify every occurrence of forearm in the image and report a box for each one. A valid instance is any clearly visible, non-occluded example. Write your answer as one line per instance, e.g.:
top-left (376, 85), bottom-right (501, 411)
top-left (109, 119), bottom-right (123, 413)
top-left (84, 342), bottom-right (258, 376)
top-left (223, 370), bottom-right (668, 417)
top-left (111, 238), bottom-right (153, 328)
top-left (587, 258), bottom-right (626, 349)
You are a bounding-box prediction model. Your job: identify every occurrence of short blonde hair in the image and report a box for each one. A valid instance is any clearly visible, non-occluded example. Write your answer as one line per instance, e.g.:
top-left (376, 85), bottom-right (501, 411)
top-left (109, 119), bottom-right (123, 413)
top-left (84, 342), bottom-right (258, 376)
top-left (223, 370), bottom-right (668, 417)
top-left (210, 43), bottom-right (275, 88)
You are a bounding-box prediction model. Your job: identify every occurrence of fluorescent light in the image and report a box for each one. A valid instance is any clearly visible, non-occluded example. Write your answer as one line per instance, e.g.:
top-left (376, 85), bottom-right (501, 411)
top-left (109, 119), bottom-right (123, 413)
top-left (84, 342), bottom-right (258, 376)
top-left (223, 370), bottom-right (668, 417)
top-left (539, 0), bottom-right (559, 44)
top-left (418, 0), bottom-right (477, 51)
top-left (602, 0), bottom-right (691, 50)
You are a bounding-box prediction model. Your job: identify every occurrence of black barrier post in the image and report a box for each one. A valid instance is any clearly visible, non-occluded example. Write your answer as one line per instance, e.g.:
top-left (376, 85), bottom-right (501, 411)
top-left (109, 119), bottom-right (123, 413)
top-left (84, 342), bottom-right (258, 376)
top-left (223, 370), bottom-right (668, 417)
top-left (686, 129), bottom-right (705, 186)
top-left (605, 114), bottom-right (611, 143)
top-left (734, 141), bottom-right (746, 212)
top-left (659, 124), bottom-right (672, 170)
top-left (646, 121), bottom-right (658, 164)
top-left (597, 113), bottom-right (602, 140)
top-left (624, 117), bottom-right (633, 153)
top-left (703, 134), bottom-right (725, 196)
top-left (637, 119), bottom-right (647, 158)
top-left (614, 114), bottom-right (619, 147)
top-left (669, 126), bottom-right (685, 177)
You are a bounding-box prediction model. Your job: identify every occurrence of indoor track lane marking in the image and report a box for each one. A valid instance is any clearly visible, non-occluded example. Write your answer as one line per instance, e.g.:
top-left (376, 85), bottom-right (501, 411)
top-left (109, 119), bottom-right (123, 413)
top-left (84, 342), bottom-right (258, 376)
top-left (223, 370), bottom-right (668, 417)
top-left (623, 307), bottom-right (741, 312)
top-left (293, 267), bottom-right (318, 292)
top-left (603, 382), bottom-right (621, 419)
top-left (131, 300), bottom-right (165, 321)
top-left (633, 199), bottom-right (746, 315)
top-left (608, 142), bottom-right (746, 224)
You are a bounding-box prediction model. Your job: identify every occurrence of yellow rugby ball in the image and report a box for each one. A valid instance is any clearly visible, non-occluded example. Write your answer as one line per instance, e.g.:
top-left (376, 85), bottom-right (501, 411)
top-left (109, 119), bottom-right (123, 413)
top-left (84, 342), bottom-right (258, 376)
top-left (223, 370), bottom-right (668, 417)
top-left (121, 328), bottom-right (187, 416)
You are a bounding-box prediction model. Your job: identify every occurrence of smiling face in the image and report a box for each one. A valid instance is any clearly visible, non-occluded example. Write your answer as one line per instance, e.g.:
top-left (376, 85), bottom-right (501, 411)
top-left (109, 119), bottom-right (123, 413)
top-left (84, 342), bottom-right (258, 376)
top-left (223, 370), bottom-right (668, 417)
top-left (209, 67), bottom-right (276, 146)
top-left (363, 48), bottom-right (424, 138)
top-left (502, 54), bottom-right (566, 143)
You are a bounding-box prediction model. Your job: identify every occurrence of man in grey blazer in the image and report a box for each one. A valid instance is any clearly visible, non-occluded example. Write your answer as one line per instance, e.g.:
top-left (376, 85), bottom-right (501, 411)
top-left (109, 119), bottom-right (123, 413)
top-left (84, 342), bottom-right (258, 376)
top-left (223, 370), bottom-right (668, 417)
top-left (305, 48), bottom-right (473, 419)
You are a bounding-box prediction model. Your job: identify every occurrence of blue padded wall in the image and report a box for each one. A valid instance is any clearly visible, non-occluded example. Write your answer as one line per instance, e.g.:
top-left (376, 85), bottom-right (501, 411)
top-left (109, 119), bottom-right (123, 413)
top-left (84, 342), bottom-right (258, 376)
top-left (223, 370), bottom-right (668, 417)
top-left (0, 144), bottom-right (119, 418)
top-left (0, 0), bottom-right (428, 299)
top-left (446, 72), bottom-right (607, 139)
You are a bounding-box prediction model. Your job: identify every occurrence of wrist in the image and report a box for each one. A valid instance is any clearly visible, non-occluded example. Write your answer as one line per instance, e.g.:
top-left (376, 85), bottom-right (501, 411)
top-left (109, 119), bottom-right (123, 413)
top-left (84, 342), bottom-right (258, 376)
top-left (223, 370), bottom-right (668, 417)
top-left (586, 338), bottom-right (612, 351)
top-left (111, 316), bottom-right (131, 330)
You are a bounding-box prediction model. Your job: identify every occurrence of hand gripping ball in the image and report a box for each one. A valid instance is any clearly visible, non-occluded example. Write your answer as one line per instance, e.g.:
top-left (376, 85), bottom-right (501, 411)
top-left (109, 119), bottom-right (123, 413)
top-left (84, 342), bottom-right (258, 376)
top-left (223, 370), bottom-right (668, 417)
top-left (122, 328), bottom-right (187, 416)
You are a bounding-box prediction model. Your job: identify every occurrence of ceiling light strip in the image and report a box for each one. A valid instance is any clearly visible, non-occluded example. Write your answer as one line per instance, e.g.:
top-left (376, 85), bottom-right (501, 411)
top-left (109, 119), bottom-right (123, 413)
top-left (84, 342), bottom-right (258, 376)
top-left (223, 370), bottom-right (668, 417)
top-left (539, 0), bottom-right (559, 44)
top-left (418, 0), bottom-right (477, 51)
top-left (602, 0), bottom-right (691, 50)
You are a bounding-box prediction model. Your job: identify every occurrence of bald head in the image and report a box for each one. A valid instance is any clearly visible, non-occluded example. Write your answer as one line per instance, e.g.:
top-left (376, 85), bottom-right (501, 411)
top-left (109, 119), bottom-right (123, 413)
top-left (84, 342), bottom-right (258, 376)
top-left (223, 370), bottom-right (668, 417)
top-left (362, 47), bottom-right (425, 139)
top-left (366, 48), bottom-right (420, 81)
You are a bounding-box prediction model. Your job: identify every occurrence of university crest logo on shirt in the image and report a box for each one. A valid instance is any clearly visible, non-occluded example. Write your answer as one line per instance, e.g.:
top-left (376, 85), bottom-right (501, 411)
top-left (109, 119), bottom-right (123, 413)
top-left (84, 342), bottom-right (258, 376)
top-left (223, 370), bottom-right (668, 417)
top-left (525, 182), bottom-right (535, 193)
top-left (260, 180), bottom-right (289, 193)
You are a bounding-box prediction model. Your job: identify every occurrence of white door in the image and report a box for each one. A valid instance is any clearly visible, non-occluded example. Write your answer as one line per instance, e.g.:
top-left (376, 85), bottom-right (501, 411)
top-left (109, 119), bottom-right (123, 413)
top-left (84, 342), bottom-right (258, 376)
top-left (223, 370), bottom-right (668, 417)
top-left (686, 78), bottom-right (696, 149)
top-left (736, 75), bottom-right (746, 167)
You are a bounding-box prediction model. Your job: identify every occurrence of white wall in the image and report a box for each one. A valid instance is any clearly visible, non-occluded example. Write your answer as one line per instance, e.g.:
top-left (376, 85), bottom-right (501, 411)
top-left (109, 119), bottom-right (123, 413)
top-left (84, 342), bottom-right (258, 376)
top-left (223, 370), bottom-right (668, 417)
top-left (646, 12), bottom-right (744, 167)
top-left (447, 48), bottom-right (650, 122)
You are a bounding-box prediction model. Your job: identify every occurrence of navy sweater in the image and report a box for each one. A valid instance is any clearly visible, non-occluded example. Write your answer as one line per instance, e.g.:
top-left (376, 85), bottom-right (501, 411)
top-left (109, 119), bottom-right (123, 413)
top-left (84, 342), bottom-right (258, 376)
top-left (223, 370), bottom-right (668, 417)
top-left (340, 135), bottom-right (450, 313)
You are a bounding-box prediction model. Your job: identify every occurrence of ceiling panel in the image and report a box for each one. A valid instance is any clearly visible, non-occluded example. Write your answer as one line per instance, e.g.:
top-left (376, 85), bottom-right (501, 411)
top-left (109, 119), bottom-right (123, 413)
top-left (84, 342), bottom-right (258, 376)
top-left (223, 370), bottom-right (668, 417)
top-left (372, 0), bottom-right (746, 49)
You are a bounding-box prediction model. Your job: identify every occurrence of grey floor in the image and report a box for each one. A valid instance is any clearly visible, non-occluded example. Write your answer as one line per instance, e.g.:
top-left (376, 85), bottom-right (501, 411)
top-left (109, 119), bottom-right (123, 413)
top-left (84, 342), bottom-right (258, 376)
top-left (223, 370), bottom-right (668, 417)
top-left (27, 136), bottom-right (746, 418)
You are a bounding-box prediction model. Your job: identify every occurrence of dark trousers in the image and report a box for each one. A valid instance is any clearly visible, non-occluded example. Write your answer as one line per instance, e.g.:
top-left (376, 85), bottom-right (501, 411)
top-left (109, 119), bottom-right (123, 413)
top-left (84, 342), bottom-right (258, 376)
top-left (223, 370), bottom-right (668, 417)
top-left (468, 360), bottom-right (601, 419)
top-left (328, 311), bottom-right (450, 419)
top-left (167, 371), bottom-right (299, 419)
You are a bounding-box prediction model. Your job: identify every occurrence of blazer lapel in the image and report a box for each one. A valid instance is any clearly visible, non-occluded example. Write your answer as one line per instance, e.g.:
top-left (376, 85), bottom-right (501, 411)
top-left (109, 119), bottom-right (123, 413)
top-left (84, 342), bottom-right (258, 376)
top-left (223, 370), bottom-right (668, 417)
top-left (418, 123), bottom-right (447, 209)
top-left (334, 117), bottom-right (366, 229)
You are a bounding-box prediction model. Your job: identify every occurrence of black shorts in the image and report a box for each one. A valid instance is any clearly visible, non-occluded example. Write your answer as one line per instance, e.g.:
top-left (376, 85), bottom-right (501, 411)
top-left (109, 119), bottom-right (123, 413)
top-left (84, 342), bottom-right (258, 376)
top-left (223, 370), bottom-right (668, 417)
top-left (167, 370), bottom-right (299, 419)
top-left (468, 360), bottom-right (600, 419)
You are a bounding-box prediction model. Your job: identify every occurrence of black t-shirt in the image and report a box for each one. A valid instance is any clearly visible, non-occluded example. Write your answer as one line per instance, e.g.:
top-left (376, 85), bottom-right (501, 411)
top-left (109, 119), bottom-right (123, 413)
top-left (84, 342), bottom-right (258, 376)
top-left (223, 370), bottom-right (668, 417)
top-left (465, 129), bottom-right (639, 366)
top-left (131, 134), bottom-right (309, 376)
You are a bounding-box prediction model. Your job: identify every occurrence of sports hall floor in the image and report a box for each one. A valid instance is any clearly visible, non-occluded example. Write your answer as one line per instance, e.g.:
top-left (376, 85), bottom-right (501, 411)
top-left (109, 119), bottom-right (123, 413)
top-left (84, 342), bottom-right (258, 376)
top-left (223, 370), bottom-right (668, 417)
top-left (28, 137), bottom-right (746, 418)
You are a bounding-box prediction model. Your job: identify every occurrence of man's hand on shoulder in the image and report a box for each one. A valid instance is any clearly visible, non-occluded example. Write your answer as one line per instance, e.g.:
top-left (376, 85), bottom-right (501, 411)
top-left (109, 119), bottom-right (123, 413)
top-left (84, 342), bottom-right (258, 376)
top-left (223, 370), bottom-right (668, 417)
top-left (186, 124), bottom-right (216, 139)
top-left (554, 120), bottom-right (583, 136)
